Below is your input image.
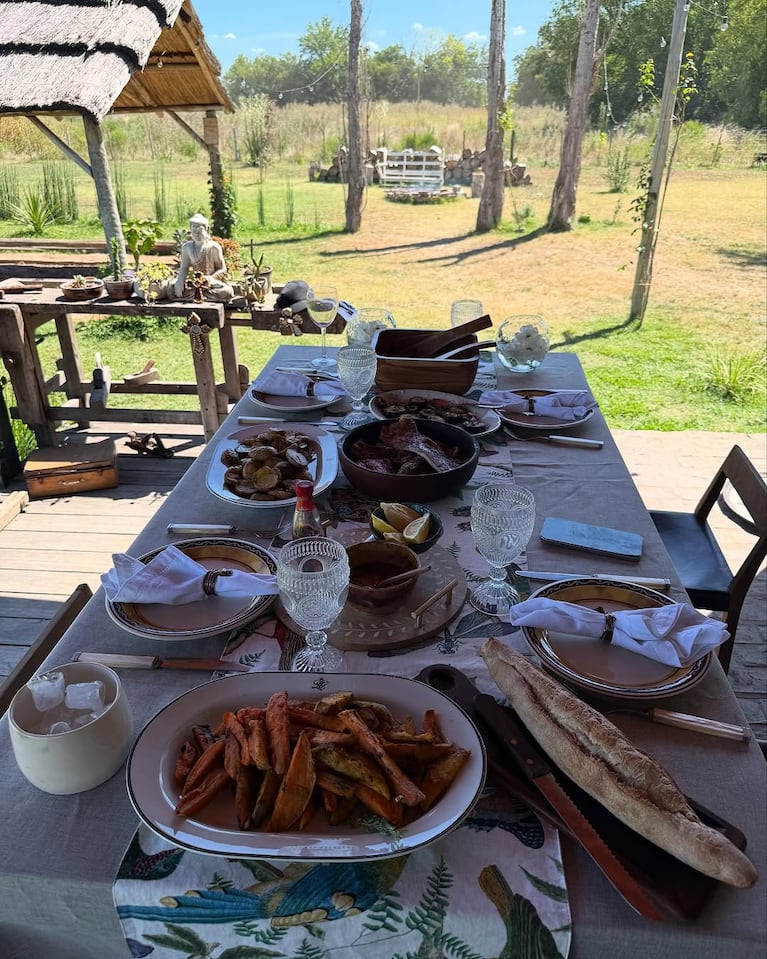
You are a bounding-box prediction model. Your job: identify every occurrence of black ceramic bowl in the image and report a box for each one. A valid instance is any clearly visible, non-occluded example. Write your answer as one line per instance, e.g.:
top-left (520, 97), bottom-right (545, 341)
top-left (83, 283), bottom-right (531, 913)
top-left (339, 418), bottom-right (480, 503)
top-left (369, 502), bottom-right (444, 554)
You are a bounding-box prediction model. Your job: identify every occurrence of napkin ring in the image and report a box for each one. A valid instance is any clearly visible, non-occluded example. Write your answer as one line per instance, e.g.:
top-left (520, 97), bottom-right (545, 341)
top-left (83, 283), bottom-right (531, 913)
top-left (596, 606), bottom-right (616, 643)
top-left (202, 569), bottom-right (232, 596)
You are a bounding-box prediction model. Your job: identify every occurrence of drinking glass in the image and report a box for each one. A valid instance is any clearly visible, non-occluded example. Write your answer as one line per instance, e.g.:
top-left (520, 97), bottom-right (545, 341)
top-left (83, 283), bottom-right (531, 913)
top-left (336, 346), bottom-right (377, 430)
top-left (496, 315), bottom-right (549, 372)
top-left (346, 307), bottom-right (396, 346)
top-left (307, 286), bottom-right (339, 369)
top-left (450, 299), bottom-right (484, 328)
top-left (277, 537), bottom-right (350, 672)
top-left (470, 483), bottom-right (536, 617)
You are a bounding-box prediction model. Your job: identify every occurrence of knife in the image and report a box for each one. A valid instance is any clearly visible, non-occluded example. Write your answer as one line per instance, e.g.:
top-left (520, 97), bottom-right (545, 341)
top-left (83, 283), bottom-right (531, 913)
top-left (473, 692), bottom-right (665, 921)
top-left (72, 652), bottom-right (250, 673)
top-left (503, 427), bottom-right (603, 449)
top-left (523, 570), bottom-right (671, 589)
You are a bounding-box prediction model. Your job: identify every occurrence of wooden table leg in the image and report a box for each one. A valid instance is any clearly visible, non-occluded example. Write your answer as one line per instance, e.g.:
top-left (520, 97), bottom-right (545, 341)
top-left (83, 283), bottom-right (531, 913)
top-left (218, 319), bottom-right (243, 402)
top-left (54, 312), bottom-right (90, 426)
top-left (0, 304), bottom-right (56, 447)
top-left (181, 315), bottom-right (221, 442)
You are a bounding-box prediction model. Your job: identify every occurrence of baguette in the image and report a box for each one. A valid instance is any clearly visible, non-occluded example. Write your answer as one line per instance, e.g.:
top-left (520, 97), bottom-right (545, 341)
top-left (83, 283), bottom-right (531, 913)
top-left (480, 638), bottom-right (758, 888)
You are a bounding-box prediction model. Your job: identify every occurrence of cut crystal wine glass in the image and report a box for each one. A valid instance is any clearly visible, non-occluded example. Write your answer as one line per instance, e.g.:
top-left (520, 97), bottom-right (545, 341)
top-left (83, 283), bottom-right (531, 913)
top-left (470, 483), bottom-right (536, 617)
top-left (336, 346), bottom-right (377, 430)
top-left (277, 537), bottom-right (349, 672)
top-left (450, 299), bottom-right (484, 328)
top-left (307, 286), bottom-right (339, 369)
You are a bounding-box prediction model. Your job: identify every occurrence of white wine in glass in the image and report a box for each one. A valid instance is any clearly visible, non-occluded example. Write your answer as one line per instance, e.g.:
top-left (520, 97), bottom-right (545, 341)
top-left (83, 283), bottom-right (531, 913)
top-left (307, 286), bottom-right (339, 370)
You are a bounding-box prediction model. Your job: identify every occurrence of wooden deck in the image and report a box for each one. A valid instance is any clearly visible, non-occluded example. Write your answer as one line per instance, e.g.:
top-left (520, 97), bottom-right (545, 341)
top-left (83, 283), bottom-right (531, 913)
top-left (0, 425), bottom-right (764, 739)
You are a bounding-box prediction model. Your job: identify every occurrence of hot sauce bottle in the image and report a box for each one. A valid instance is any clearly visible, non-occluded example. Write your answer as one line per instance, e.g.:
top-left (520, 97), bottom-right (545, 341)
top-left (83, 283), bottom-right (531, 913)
top-left (292, 480), bottom-right (325, 538)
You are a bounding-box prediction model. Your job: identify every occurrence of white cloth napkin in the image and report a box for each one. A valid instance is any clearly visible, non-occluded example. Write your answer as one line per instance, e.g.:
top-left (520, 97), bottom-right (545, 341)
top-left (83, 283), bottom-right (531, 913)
top-left (478, 389), bottom-right (597, 420)
top-left (509, 596), bottom-right (729, 667)
top-left (253, 370), bottom-right (347, 400)
top-left (101, 546), bottom-right (278, 605)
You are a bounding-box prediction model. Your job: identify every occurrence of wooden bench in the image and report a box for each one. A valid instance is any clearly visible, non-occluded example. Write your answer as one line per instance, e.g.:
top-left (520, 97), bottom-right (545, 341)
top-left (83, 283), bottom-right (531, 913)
top-left (376, 148), bottom-right (444, 189)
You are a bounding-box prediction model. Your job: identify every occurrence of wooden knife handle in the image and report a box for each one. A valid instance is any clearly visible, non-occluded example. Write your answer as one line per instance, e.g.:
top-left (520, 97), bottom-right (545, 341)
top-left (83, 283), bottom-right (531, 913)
top-left (412, 314), bottom-right (493, 357)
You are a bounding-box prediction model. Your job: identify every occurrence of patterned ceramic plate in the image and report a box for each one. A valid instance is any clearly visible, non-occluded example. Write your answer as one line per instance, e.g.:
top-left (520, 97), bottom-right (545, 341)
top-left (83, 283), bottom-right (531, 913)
top-left (370, 389), bottom-right (501, 438)
top-left (127, 672), bottom-right (487, 861)
top-left (521, 578), bottom-right (711, 700)
top-left (105, 538), bottom-right (277, 641)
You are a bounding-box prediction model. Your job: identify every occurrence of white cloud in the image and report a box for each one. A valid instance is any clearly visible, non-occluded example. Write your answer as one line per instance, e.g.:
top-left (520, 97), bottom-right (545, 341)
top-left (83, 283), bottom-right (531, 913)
top-left (412, 22), bottom-right (424, 33)
top-left (464, 31), bottom-right (487, 44)
top-left (510, 26), bottom-right (526, 37)
top-left (223, 32), bottom-right (236, 40)
top-left (365, 41), bottom-right (380, 52)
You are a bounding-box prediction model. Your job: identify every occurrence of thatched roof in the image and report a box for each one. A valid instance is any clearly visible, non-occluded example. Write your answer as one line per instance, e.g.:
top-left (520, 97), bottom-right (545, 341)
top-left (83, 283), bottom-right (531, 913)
top-left (0, 0), bottom-right (233, 120)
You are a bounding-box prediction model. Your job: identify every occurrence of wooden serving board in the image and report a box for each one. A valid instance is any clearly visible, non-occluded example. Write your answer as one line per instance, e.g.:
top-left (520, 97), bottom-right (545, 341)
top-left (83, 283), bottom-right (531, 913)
top-left (274, 527), bottom-right (467, 652)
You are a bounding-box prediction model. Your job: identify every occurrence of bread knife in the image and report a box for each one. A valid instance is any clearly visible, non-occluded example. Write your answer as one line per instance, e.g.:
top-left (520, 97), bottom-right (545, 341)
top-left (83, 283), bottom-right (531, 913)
top-left (473, 692), bottom-right (665, 921)
top-left (73, 652), bottom-right (250, 673)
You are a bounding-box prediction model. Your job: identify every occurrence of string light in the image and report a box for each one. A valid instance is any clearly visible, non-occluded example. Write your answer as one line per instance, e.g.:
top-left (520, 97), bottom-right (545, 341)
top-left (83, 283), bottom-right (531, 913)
top-left (660, 36), bottom-right (667, 47)
top-left (275, 58), bottom-right (340, 101)
top-left (720, 15), bottom-right (729, 29)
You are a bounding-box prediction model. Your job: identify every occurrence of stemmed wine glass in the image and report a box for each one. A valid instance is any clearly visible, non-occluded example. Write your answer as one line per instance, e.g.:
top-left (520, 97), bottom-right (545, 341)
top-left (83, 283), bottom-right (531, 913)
top-left (470, 483), bottom-right (536, 617)
top-left (307, 286), bottom-right (339, 370)
top-left (277, 537), bottom-right (349, 672)
top-left (335, 346), bottom-right (377, 430)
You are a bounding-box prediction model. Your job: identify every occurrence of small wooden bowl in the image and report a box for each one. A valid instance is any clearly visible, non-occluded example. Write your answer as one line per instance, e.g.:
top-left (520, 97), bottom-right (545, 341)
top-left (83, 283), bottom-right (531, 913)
top-left (346, 540), bottom-right (420, 609)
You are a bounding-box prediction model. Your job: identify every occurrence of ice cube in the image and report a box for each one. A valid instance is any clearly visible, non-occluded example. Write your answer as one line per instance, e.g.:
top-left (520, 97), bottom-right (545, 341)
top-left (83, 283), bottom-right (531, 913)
top-left (72, 712), bottom-right (98, 729)
top-left (64, 680), bottom-right (105, 712)
top-left (27, 670), bottom-right (65, 712)
top-left (47, 721), bottom-right (71, 735)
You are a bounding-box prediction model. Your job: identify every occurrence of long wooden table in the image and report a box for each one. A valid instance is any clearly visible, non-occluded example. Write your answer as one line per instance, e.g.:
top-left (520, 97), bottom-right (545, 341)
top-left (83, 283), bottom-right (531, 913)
top-left (0, 345), bottom-right (764, 958)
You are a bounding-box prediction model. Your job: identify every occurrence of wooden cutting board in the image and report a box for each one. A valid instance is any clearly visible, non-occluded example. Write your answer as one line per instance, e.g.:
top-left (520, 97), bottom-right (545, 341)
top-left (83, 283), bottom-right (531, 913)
top-left (274, 529), bottom-right (468, 652)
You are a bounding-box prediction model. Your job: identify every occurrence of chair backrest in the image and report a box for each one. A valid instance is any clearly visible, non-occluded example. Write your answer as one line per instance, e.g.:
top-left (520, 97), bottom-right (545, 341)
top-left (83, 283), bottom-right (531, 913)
top-left (0, 583), bottom-right (93, 716)
top-left (695, 445), bottom-right (767, 662)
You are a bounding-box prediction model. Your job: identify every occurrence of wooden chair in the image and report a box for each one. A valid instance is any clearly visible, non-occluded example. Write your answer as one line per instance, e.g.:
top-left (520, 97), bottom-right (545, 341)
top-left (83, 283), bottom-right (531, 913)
top-left (649, 446), bottom-right (767, 673)
top-left (0, 584), bottom-right (92, 716)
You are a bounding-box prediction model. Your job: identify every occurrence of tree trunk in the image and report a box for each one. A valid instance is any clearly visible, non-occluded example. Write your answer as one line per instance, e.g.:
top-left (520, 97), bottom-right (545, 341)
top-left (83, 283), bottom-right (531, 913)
top-left (630, 0), bottom-right (690, 322)
top-left (82, 115), bottom-right (125, 269)
top-left (476, 0), bottom-right (506, 233)
top-left (547, 0), bottom-right (601, 232)
top-left (345, 0), bottom-right (365, 234)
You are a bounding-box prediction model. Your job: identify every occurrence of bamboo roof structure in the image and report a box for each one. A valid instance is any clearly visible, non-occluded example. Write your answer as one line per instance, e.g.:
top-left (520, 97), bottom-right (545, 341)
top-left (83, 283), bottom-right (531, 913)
top-left (0, 0), bottom-right (234, 120)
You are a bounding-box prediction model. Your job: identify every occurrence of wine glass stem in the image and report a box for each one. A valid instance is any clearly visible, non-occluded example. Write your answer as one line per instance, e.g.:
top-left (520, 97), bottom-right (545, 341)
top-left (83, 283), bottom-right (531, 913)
top-left (320, 328), bottom-right (327, 359)
top-left (305, 629), bottom-right (328, 651)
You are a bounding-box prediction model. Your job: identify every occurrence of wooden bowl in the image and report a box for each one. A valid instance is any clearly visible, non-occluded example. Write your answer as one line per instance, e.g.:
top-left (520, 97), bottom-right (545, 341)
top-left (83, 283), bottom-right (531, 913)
top-left (339, 418), bottom-right (480, 502)
top-left (372, 328), bottom-right (479, 395)
top-left (345, 540), bottom-right (420, 609)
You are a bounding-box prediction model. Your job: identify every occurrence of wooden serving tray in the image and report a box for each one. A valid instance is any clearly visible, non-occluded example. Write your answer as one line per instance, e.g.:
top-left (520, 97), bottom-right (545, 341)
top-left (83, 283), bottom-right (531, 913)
top-left (274, 529), bottom-right (467, 652)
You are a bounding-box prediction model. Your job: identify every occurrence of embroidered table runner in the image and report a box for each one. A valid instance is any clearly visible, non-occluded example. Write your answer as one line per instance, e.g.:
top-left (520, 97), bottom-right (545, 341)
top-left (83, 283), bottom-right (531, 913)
top-left (113, 427), bottom-right (572, 958)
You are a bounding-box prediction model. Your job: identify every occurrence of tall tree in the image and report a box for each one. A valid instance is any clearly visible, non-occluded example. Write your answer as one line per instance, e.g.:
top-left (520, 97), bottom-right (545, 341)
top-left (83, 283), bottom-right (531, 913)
top-left (547, 0), bottom-right (627, 231)
top-left (345, 0), bottom-right (365, 233)
top-left (299, 17), bottom-right (350, 102)
top-left (477, 0), bottom-right (507, 232)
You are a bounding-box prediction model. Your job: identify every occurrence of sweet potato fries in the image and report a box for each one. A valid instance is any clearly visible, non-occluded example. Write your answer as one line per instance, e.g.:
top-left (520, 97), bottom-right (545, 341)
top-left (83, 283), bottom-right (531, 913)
top-left (173, 689), bottom-right (470, 832)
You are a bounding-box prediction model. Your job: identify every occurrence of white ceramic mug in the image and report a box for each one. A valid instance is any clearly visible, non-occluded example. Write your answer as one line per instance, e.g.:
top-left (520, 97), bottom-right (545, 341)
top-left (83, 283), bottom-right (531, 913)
top-left (9, 661), bottom-right (133, 795)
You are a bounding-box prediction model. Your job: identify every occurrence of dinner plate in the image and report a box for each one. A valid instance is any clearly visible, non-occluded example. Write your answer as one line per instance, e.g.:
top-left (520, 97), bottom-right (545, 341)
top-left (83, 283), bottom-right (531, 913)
top-left (205, 424), bottom-right (338, 509)
top-left (105, 538), bottom-right (277, 641)
top-left (520, 578), bottom-right (711, 700)
top-left (498, 389), bottom-right (595, 432)
top-left (370, 389), bottom-right (501, 438)
top-left (250, 389), bottom-right (338, 414)
top-left (127, 672), bottom-right (487, 861)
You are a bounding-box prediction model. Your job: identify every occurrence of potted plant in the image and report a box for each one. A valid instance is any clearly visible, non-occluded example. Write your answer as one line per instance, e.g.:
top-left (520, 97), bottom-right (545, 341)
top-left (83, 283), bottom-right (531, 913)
top-left (134, 261), bottom-right (174, 302)
top-left (59, 273), bottom-right (104, 301)
top-left (103, 237), bottom-right (134, 300)
top-left (123, 218), bottom-right (163, 271)
top-left (239, 244), bottom-right (273, 303)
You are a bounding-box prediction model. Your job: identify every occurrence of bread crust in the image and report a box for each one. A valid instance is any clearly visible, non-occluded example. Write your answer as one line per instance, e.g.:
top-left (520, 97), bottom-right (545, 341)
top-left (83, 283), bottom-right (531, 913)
top-left (480, 638), bottom-right (758, 888)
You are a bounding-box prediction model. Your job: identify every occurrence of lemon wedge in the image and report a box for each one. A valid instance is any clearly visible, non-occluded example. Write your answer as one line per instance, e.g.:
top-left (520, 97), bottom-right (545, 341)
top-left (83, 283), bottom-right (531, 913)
top-left (380, 502), bottom-right (421, 532)
top-left (383, 531), bottom-right (406, 544)
top-left (403, 513), bottom-right (431, 545)
top-left (371, 514), bottom-right (399, 536)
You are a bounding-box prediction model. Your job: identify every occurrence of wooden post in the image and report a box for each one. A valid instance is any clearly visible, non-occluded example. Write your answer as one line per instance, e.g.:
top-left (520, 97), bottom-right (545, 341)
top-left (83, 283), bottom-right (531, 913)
top-left (204, 111), bottom-right (225, 233)
top-left (180, 313), bottom-right (221, 441)
top-left (0, 304), bottom-right (54, 446)
top-left (82, 115), bottom-right (126, 268)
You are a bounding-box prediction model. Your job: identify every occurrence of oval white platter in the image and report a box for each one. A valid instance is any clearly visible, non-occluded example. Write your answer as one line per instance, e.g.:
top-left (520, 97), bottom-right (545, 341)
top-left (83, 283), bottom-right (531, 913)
top-left (370, 389), bottom-right (501, 438)
top-left (127, 672), bottom-right (487, 861)
top-left (205, 424), bottom-right (338, 510)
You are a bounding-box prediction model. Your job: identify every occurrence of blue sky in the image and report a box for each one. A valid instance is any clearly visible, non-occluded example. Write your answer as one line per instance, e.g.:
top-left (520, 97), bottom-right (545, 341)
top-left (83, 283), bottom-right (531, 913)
top-left (193, 0), bottom-right (553, 76)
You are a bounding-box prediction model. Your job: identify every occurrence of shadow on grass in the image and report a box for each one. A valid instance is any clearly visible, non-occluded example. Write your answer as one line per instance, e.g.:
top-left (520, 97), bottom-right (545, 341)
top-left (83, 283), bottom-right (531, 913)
top-left (551, 314), bottom-right (641, 350)
top-left (717, 247), bottom-right (766, 269)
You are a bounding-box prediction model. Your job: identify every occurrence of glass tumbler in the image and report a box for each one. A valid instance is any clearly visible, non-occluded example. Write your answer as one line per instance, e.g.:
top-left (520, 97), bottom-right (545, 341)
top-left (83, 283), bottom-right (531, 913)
top-left (346, 307), bottom-right (396, 347)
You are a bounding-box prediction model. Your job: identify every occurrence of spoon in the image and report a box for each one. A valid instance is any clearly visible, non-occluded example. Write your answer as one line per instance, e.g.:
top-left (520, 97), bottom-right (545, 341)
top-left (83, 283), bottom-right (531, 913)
top-left (434, 339), bottom-right (496, 360)
top-left (375, 564), bottom-right (432, 589)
